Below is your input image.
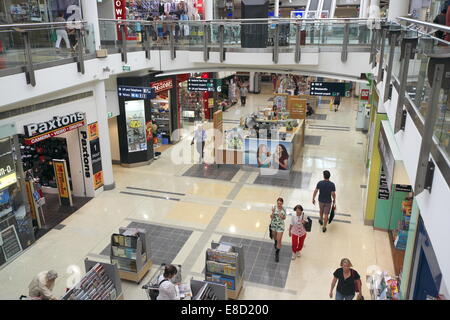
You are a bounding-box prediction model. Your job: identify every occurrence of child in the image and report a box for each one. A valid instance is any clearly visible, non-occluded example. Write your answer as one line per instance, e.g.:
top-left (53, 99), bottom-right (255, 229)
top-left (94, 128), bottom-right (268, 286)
top-left (289, 205), bottom-right (307, 260)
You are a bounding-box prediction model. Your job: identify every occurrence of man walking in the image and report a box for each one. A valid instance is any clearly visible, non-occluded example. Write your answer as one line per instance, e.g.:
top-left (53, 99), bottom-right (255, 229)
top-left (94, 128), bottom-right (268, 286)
top-left (239, 85), bottom-right (248, 107)
top-left (312, 170), bottom-right (336, 233)
top-left (191, 122), bottom-right (207, 163)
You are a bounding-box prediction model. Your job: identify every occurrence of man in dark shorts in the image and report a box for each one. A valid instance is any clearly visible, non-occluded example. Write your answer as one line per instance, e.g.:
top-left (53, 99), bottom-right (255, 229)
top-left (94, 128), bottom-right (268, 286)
top-left (312, 170), bottom-right (336, 233)
top-left (333, 94), bottom-right (341, 112)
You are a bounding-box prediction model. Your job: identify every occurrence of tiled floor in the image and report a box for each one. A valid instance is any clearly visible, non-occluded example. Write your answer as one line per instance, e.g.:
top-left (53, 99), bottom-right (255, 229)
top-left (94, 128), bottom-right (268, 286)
top-left (212, 235), bottom-right (292, 288)
top-left (308, 114), bottom-right (327, 121)
top-left (253, 171), bottom-right (312, 189)
top-left (304, 135), bottom-right (322, 146)
top-left (183, 164), bottom-right (241, 181)
top-left (101, 222), bottom-right (192, 266)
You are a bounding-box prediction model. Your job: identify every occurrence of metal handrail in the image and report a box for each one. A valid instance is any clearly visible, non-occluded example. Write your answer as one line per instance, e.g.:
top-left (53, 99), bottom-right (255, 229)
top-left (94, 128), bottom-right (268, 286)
top-left (0, 21), bottom-right (86, 30)
top-left (97, 17), bottom-right (382, 24)
top-left (398, 17), bottom-right (450, 33)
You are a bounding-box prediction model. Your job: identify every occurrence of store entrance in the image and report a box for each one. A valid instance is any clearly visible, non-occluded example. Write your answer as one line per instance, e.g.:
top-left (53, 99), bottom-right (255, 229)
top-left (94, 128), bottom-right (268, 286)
top-left (19, 127), bottom-right (92, 239)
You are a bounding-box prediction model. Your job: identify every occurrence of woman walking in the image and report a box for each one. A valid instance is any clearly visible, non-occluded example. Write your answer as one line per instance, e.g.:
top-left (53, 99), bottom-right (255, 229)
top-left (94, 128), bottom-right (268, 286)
top-left (329, 258), bottom-right (363, 300)
top-left (54, 12), bottom-right (70, 50)
top-left (333, 93), bottom-right (341, 112)
top-left (289, 205), bottom-right (307, 260)
top-left (270, 197), bottom-right (286, 263)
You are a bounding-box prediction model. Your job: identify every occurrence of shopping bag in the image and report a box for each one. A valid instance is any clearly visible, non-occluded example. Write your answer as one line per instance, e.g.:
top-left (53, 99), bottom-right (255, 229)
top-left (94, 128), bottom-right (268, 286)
top-left (304, 217), bottom-right (312, 232)
top-left (329, 205), bottom-right (336, 224)
top-left (50, 30), bottom-right (57, 43)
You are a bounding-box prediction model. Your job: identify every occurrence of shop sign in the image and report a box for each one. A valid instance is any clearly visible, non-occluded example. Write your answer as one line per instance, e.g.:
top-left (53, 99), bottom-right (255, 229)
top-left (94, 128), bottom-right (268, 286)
top-left (88, 123), bottom-right (103, 190)
top-left (310, 82), bottom-right (348, 97)
top-left (53, 159), bottom-right (73, 207)
top-left (80, 131), bottom-right (91, 178)
top-left (24, 112), bottom-right (86, 145)
top-left (378, 169), bottom-right (390, 200)
top-left (0, 139), bottom-right (17, 189)
top-left (114, 0), bottom-right (126, 20)
top-left (118, 86), bottom-right (155, 99)
top-left (395, 184), bottom-right (413, 193)
top-left (361, 89), bottom-right (370, 101)
top-left (150, 79), bottom-right (173, 93)
top-left (122, 65), bottom-right (131, 72)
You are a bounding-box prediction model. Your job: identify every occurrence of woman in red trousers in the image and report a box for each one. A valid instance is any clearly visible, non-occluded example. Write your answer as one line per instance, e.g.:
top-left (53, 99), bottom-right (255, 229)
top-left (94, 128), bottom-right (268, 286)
top-left (289, 205), bottom-right (307, 260)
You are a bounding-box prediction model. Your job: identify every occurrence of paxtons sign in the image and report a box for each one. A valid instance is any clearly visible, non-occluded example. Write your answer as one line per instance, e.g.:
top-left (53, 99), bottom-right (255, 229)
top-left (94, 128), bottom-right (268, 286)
top-left (24, 112), bottom-right (86, 145)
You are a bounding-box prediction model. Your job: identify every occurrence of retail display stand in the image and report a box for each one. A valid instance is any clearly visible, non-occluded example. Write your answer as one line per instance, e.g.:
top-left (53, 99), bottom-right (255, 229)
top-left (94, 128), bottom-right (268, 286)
top-left (110, 227), bottom-right (152, 284)
top-left (24, 171), bottom-right (46, 229)
top-left (367, 271), bottom-right (400, 300)
top-left (151, 98), bottom-right (172, 145)
top-left (61, 259), bottom-right (123, 300)
top-left (205, 241), bottom-right (244, 300)
top-left (191, 279), bottom-right (227, 300)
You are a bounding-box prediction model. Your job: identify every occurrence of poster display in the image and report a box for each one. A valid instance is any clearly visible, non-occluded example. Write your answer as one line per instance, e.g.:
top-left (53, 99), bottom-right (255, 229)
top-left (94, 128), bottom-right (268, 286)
top-left (53, 159), bottom-right (72, 206)
top-left (244, 139), bottom-right (293, 170)
top-left (125, 100), bottom-right (147, 153)
top-left (88, 123), bottom-right (103, 190)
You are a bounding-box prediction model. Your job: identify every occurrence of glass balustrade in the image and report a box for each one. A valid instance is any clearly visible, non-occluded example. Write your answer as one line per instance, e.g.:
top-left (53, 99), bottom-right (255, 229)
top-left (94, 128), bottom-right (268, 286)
top-left (0, 30), bottom-right (26, 70)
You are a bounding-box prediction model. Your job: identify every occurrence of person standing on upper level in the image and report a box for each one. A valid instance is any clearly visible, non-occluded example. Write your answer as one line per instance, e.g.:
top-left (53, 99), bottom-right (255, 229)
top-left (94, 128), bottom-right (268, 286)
top-left (54, 12), bottom-right (70, 50)
top-left (312, 170), bottom-right (336, 233)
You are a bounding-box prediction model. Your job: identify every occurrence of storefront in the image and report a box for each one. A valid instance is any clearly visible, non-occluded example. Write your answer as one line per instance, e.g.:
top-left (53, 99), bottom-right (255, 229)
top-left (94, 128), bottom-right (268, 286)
top-left (116, 73), bottom-right (179, 165)
top-left (408, 215), bottom-right (445, 300)
top-left (0, 0), bottom-right (82, 23)
top-left (0, 124), bottom-right (35, 268)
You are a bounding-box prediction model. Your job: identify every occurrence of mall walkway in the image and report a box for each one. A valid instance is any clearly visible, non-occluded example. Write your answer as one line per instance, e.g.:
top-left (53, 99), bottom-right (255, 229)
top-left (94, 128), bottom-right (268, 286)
top-left (0, 83), bottom-right (395, 300)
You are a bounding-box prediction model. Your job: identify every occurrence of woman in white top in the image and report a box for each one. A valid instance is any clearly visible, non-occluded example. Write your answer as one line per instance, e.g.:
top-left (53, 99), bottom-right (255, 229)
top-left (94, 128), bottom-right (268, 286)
top-left (289, 205), bottom-right (307, 260)
top-left (157, 264), bottom-right (180, 300)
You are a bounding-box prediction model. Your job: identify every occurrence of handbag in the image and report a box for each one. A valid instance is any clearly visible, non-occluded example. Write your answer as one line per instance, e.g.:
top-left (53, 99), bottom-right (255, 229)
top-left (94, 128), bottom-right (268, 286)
top-left (302, 212), bottom-right (312, 232)
top-left (352, 270), bottom-right (364, 300)
top-left (329, 205), bottom-right (336, 224)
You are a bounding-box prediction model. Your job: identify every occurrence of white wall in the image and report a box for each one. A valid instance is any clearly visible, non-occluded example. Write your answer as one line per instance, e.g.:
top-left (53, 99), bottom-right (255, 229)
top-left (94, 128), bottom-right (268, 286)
top-left (0, 50), bottom-right (371, 109)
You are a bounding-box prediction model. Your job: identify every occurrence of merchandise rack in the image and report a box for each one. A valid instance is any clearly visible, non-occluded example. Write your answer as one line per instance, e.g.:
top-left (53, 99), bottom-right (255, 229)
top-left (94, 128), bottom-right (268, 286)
top-left (191, 279), bottom-right (227, 300)
top-left (205, 241), bottom-right (245, 300)
top-left (367, 272), bottom-right (400, 300)
top-left (110, 227), bottom-right (153, 284)
top-left (62, 259), bottom-right (123, 300)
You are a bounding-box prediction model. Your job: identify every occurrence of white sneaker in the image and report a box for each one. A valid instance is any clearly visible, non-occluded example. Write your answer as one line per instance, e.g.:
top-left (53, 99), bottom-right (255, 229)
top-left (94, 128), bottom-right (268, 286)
top-left (291, 253), bottom-right (296, 260)
top-left (297, 251), bottom-right (301, 257)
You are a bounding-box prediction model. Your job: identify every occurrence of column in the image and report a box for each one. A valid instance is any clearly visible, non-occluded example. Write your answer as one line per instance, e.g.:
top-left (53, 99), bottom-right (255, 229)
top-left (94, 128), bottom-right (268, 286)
top-left (204, 0), bottom-right (214, 20)
top-left (369, 0), bottom-right (381, 19)
top-left (249, 72), bottom-right (255, 93)
top-left (387, 0), bottom-right (409, 22)
top-left (94, 81), bottom-right (115, 190)
top-left (81, 0), bottom-right (101, 50)
top-left (274, 0), bottom-right (280, 18)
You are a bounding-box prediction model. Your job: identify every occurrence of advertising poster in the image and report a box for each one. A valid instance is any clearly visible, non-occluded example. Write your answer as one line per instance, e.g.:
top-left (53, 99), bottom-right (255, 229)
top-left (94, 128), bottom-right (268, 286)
top-left (88, 123), bottom-right (103, 190)
top-left (270, 141), bottom-right (292, 171)
top-left (245, 139), bottom-right (272, 168)
top-left (53, 159), bottom-right (72, 206)
top-left (125, 100), bottom-right (147, 153)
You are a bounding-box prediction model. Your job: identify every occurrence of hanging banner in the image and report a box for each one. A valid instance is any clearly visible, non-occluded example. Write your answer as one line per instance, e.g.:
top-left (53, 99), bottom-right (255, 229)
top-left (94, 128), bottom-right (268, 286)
top-left (88, 123), bottom-right (103, 190)
top-left (53, 159), bottom-right (73, 207)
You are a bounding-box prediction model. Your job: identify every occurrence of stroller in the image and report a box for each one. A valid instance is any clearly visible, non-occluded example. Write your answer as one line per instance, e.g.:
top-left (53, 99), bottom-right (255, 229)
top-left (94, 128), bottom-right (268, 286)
top-left (142, 263), bottom-right (182, 300)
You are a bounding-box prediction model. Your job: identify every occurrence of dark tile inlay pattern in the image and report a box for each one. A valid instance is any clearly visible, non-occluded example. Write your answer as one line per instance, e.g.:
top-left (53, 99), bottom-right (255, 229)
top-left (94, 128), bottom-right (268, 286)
top-left (253, 171), bottom-right (312, 189)
top-left (182, 164), bottom-right (240, 181)
top-left (204, 236), bottom-right (292, 288)
top-left (100, 222), bottom-right (192, 265)
top-left (308, 114), bottom-right (327, 121)
top-left (360, 185), bottom-right (367, 189)
top-left (304, 135), bottom-right (322, 146)
top-left (53, 224), bottom-right (66, 230)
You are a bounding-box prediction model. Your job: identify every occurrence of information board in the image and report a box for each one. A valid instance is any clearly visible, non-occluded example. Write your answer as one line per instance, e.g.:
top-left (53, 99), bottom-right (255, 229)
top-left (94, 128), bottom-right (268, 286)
top-left (1, 226), bottom-right (22, 261)
top-left (118, 86), bottom-right (155, 99)
top-left (188, 78), bottom-right (221, 92)
top-left (310, 82), bottom-right (348, 96)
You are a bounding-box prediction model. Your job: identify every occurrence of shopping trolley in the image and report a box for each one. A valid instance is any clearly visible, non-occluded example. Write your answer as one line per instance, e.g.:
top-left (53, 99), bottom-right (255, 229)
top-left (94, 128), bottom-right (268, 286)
top-left (142, 263), bottom-right (182, 300)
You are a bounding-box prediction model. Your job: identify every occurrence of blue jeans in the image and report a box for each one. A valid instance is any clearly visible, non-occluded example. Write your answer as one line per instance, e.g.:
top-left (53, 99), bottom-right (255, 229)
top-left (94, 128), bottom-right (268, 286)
top-left (335, 291), bottom-right (355, 300)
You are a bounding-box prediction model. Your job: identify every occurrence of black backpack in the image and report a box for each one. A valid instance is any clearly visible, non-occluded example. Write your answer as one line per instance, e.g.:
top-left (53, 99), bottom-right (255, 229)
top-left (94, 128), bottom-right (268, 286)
top-left (149, 279), bottom-right (168, 300)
